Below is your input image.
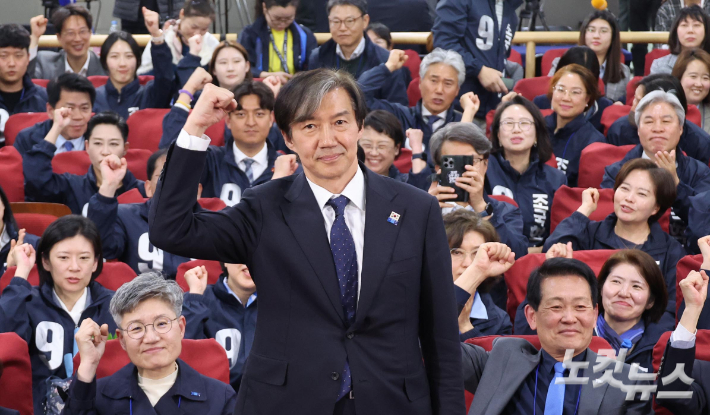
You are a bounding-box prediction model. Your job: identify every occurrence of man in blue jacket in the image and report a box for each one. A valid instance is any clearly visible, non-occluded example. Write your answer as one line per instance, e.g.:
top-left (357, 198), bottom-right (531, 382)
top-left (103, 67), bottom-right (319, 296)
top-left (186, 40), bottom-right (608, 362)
top-left (358, 48), bottom-right (464, 152)
top-left (433, 0), bottom-right (523, 122)
top-left (87, 148), bottom-right (193, 278)
top-left (0, 24), bottom-right (48, 145)
top-left (309, 0), bottom-right (409, 106)
top-left (23, 111), bottom-right (145, 215)
top-left (13, 73), bottom-right (94, 156)
top-left (183, 262), bottom-right (257, 393)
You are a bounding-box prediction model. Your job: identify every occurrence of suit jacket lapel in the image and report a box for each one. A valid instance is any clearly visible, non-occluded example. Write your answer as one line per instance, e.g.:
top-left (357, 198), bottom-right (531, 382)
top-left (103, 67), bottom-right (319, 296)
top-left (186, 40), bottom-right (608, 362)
top-left (579, 349), bottom-right (608, 415)
top-left (353, 169), bottom-right (405, 328)
top-left (282, 173), bottom-right (345, 325)
top-left (55, 51), bottom-right (66, 79)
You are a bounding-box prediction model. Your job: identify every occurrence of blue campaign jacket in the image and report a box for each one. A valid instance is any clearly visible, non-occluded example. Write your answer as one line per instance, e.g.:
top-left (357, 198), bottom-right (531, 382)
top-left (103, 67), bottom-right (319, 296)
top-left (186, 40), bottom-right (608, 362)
top-left (0, 74), bottom-right (48, 116)
top-left (545, 113), bottom-right (605, 187)
top-left (601, 144), bottom-right (710, 245)
top-left (183, 275), bottom-right (257, 392)
top-left (689, 191), bottom-right (710, 254)
top-left (13, 118), bottom-right (55, 157)
top-left (606, 115), bottom-right (710, 165)
top-left (238, 16), bottom-right (317, 78)
top-left (432, 0), bottom-right (523, 118)
top-left (0, 222), bottom-right (40, 269)
top-left (454, 286), bottom-right (512, 341)
top-left (308, 34), bottom-right (409, 106)
top-left (93, 42), bottom-right (175, 120)
top-left (23, 140), bottom-right (146, 214)
top-left (533, 94), bottom-right (613, 133)
top-left (543, 211), bottom-right (685, 328)
top-left (87, 194), bottom-right (193, 278)
top-left (486, 152), bottom-right (568, 247)
top-left (358, 64), bottom-right (463, 149)
top-left (61, 359), bottom-right (236, 415)
top-left (0, 279), bottom-right (115, 415)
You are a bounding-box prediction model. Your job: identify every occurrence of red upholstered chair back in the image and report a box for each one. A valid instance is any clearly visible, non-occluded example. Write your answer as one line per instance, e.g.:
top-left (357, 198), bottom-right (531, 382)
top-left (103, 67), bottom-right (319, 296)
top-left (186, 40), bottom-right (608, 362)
top-left (687, 104), bottom-right (702, 127)
top-left (403, 49), bottom-right (421, 80)
top-left (393, 148), bottom-right (412, 173)
top-left (116, 188), bottom-right (148, 204)
top-left (577, 143), bottom-right (634, 188)
top-left (13, 213), bottom-right (57, 237)
top-left (31, 78), bottom-right (49, 88)
top-left (125, 148), bottom-right (153, 181)
top-left (198, 198), bottom-right (228, 211)
top-left (0, 146), bottom-right (25, 202)
top-left (94, 262), bottom-right (137, 291)
top-left (0, 333), bottom-right (34, 415)
top-left (407, 77), bottom-right (421, 107)
top-left (126, 108), bottom-right (171, 151)
top-left (485, 109), bottom-right (496, 137)
top-left (504, 250), bottom-right (618, 325)
top-left (675, 254), bottom-right (703, 323)
top-left (4, 112), bottom-right (50, 146)
top-left (541, 48), bottom-right (569, 75)
top-left (645, 49), bottom-right (671, 76)
top-left (509, 49), bottom-right (523, 66)
top-left (0, 266), bottom-right (40, 294)
top-left (490, 194), bottom-right (518, 207)
top-left (52, 150), bottom-right (91, 175)
top-left (175, 260), bottom-right (224, 292)
top-left (626, 76), bottom-right (643, 106)
top-left (87, 76), bottom-right (109, 88)
top-left (138, 75), bottom-right (154, 85)
top-left (513, 76), bottom-right (551, 101)
top-left (600, 105), bottom-right (631, 136)
top-left (73, 339), bottom-right (230, 384)
top-left (205, 119), bottom-right (226, 147)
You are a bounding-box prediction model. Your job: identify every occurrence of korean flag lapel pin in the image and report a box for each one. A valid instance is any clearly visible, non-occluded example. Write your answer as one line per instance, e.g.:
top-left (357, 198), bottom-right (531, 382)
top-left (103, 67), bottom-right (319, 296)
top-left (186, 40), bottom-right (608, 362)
top-left (387, 211), bottom-right (401, 226)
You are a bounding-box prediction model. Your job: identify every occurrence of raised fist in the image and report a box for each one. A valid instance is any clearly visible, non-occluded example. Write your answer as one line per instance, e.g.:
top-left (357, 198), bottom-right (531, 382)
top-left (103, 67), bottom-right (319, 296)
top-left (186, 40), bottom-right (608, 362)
top-left (184, 83), bottom-right (237, 138)
top-left (188, 34), bottom-right (203, 57)
top-left (75, 318), bottom-right (109, 382)
top-left (142, 7), bottom-right (162, 38)
top-left (385, 49), bottom-right (408, 73)
top-left (183, 67), bottom-right (213, 95)
top-left (578, 188), bottom-right (599, 217)
top-left (273, 154), bottom-right (299, 179)
top-left (30, 15), bottom-right (48, 40)
top-left (184, 265), bottom-right (209, 294)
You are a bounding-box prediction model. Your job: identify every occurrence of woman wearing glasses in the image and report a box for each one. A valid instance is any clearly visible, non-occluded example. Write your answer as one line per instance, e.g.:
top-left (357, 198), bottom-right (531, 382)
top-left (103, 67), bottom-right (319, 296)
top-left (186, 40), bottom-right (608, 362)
top-left (238, 0), bottom-right (317, 84)
top-left (545, 63), bottom-right (605, 187)
top-left (0, 216), bottom-right (116, 414)
top-left (63, 273), bottom-right (237, 414)
top-left (487, 95), bottom-right (567, 252)
top-left (548, 11), bottom-right (631, 103)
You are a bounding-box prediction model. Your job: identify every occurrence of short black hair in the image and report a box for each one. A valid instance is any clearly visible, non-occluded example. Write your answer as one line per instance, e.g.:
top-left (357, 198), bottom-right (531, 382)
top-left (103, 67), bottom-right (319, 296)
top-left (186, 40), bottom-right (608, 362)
top-left (556, 46), bottom-right (600, 81)
top-left (490, 94), bottom-right (554, 164)
top-left (99, 31), bottom-right (141, 74)
top-left (52, 4), bottom-right (93, 33)
top-left (641, 74), bottom-right (689, 113)
top-left (147, 148), bottom-right (169, 180)
top-left (85, 111), bottom-right (129, 142)
top-left (183, 0), bottom-right (217, 20)
top-left (326, 0), bottom-right (367, 15)
top-left (47, 73), bottom-right (96, 108)
top-left (255, 0), bottom-right (300, 17)
top-left (36, 215), bottom-right (103, 287)
top-left (232, 80), bottom-right (275, 111)
top-left (526, 257), bottom-right (599, 311)
top-left (363, 110), bottom-right (405, 149)
top-left (668, 5), bottom-right (710, 55)
top-left (0, 24), bottom-right (30, 51)
top-left (366, 22), bottom-right (392, 49)
top-left (0, 184), bottom-right (18, 233)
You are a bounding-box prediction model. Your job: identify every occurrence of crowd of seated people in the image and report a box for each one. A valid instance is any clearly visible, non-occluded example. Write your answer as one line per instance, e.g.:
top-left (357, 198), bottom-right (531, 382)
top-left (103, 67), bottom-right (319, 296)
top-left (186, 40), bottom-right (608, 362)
top-left (4, 1), bottom-right (710, 414)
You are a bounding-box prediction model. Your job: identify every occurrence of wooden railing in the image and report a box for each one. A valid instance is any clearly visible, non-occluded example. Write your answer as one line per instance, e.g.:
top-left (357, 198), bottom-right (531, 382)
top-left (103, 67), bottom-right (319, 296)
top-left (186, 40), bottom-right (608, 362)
top-left (38, 31), bottom-right (669, 78)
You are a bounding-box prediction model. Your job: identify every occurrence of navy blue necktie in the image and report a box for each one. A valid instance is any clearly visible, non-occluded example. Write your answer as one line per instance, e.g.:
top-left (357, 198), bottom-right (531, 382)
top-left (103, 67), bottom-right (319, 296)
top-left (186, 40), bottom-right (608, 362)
top-left (426, 115), bottom-right (441, 132)
top-left (326, 195), bottom-right (358, 400)
top-left (63, 141), bottom-right (74, 152)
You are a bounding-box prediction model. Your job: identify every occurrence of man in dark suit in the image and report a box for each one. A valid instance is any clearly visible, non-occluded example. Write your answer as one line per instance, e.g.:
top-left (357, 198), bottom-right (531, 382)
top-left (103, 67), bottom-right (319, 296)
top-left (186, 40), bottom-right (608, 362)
top-left (656, 266), bottom-right (710, 415)
top-left (461, 258), bottom-right (652, 415)
top-left (148, 70), bottom-right (464, 415)
top-left (27, 5), bottom-right (106, 80)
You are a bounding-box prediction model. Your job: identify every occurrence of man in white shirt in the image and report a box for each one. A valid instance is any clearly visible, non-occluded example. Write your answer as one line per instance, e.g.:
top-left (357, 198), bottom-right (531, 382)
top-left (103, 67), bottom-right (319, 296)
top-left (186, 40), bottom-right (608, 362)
top-left (27, 5), bottom-right (106, 80)
top-left (148, 68), bottom-right (464, 415)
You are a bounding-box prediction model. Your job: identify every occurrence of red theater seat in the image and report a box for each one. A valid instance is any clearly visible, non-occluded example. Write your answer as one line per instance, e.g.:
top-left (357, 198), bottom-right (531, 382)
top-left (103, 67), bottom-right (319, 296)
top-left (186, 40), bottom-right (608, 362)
top-left (4, 113), bottom-right (50, 146)
top-left (577, 143), bottom-right (634, 188)
top-left (1, 263), bottom-right (135, 295)
top-left (126, 108), bottom-right (170, 151)
top-left (125, 148), bottom-right (153, 181)
top-left (87, 75), bottom-right (109, 88)
top-left (0, 266), bottom-right (41, 294)
top-left (600, 105), bottom-right (631, 136)
top-left (509, 49), bottom-right (523, 67)
top-left (73, 338), bottom-right (230, 384)
top-left (513, 76), bottom-right (550, 101)
top-left (116, 188), bottom-right (147, 204)
top-left (175, 260), bottom-right (223, 292)
top-left (31, 78), bottom-right (49, 88)
top-left (687, 104), bottom-right (702, 128)
top-left (138, 75), bottom-right (154, 85)
top-left (0, 333), bottom-right (33, 415)
top-left (52, 150), bottom-right (91, 175)
top-left (626, 76), bottom-right (643, 106)
top-left (0, 146), bottom-right (25, 202)
top-left (13, 213), bottom-right (58, 237)
top-left (675, 254), bottom-right (703, 324)
top-left (403, 49), bottom-right (421, 80)
top-left (407, 77), bottom-right (421, 107)
top-left (198, 198), bottom-right (228, 211)
top-left (490, 194), bottom-right (518, 208)
top-left (393, 148), bottom-right (412, 173)
top-left (542, 48), bottom-right (569, 75)
top-left (645, 49), bottom-right (671, 76)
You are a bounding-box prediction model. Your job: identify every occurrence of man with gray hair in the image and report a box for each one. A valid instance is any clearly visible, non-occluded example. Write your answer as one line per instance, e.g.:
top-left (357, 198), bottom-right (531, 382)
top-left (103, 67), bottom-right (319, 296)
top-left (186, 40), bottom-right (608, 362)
top-left (601, 89), bottom-right (710, 248)
top-left (148, 69), bottom-right (465, 415)
top-left (62, 273), bottom-right (237, 414)
top-left (359, 48), bottom-right (470, 154)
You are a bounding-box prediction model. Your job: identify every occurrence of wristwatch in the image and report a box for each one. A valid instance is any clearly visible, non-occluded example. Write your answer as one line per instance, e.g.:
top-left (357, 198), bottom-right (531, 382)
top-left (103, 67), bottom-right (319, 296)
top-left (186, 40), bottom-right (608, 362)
top-left (411, 152), bottom-right (427, 161)
top-left (479, 202), bottom-right (494, 217)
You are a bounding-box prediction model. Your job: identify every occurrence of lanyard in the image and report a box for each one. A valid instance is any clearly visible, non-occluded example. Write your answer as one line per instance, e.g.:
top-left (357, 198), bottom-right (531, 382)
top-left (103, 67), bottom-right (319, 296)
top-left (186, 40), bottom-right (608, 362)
top-left (269, 29), bottom-right (289, 73)
top-left (560, 132), bottom-right (577, 160)
top-left (532, 363), bottom-right (582, 415)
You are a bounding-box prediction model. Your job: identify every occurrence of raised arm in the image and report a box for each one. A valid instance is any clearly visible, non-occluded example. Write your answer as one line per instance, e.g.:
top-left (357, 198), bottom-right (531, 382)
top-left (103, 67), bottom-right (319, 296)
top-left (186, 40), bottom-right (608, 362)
top-left (141, 7), bottom-right (175, 110)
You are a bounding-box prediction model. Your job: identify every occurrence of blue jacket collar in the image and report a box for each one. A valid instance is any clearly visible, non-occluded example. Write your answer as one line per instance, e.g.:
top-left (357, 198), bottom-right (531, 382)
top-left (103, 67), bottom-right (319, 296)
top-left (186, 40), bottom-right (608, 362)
top-left (39, 280), bottom-right (113, 312)
top-left (105, 77), bottom-right (141, 99)
top-left (597, 213), bottom-right (667, 250)
top-left (546, 113), bottom-right (588, 137)
top-left (101, 359), bottom-right (208, 402)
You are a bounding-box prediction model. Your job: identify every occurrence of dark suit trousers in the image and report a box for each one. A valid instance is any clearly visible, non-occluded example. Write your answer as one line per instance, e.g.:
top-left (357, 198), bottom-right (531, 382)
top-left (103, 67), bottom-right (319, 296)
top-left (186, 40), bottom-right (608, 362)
top-left (629, 0), bottom-right (662, 75)
top-left (333, 398), bottom-right (355, 415)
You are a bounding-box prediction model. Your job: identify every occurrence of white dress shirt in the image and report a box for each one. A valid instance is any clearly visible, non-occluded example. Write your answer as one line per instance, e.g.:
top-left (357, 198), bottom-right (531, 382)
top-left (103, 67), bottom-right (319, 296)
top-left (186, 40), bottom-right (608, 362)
top-left (670, 322), bottom-right (697, 349)
top-left (55, 135), bottom-right (86, 154)
top-left (469, 292), bottom-right (489, 320)
top-left (53, 287), bottom-right (90, 326)
top-left (306, 167), bottom-right (366, 303)
top-left (421, 105), bottom-right (447, 132)
top-left (336, 37), bottom-right (366, 61)
top-left (64, 54), bottom-right (91, 77)
top-left (233, 141), bottom-right (268, 180)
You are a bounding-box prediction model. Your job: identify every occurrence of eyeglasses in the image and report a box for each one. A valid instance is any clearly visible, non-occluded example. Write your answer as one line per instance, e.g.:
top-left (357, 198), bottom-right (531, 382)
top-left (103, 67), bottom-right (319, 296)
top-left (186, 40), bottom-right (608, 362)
top-left (553, 85), bottom-right (586, 98)
top-left (62, 28), bottom-right (91, 39)
top-left (265, 9), bottom-right (295, 25)
top-left (469, 157), bottom-right (487, 165)
top-left (328, 15), bottom-right (364, 29)
top-left (586, 26), bottom-right (611, 35)
top-left (360, 143), bottom-right (395, 153)
top-left (499, 120), bottom-right (534, 132)
top-left (450, 248), bottom-right (478, 262)
top-left (120, 316), bottom-right (179, 340)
